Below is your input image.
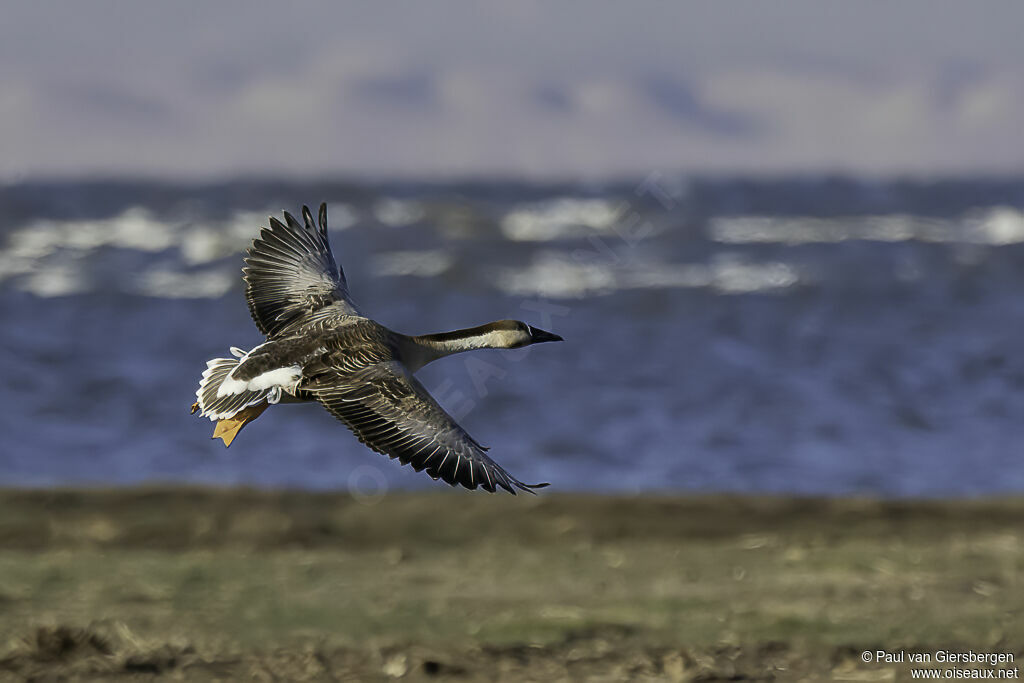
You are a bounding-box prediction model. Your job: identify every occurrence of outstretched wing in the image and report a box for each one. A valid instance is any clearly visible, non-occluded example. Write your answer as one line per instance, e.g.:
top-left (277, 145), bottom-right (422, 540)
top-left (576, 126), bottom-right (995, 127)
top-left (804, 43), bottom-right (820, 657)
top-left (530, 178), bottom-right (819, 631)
top-left (307, 361), bottom-right (548, 494)
top-left (243, 203), bottom-right (360, 338)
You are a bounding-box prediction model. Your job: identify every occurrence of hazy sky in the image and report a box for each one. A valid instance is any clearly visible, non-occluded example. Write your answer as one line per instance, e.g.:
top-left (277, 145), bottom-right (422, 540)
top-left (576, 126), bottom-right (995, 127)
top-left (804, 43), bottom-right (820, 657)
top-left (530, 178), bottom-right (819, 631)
top-left (3, 1), bottom-right (1023, 179)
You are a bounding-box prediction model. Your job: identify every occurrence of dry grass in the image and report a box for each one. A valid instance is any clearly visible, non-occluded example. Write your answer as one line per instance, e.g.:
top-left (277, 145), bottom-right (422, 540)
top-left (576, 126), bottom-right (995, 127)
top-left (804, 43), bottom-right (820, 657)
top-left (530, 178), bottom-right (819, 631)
top-left (0, 489), bottom-right (1020, 681)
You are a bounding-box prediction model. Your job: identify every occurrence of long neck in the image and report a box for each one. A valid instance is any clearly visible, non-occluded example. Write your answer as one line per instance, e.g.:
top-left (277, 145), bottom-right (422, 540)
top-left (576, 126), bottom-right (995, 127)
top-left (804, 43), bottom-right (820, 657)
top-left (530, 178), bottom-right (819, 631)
top-left (399, 323), bottom-right (513, 371)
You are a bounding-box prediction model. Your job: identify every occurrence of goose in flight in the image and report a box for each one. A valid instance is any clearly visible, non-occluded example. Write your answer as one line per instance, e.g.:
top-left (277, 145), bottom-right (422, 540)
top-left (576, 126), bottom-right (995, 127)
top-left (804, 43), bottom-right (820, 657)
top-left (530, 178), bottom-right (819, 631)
top-left (191, 204), bottom-right (561, 494)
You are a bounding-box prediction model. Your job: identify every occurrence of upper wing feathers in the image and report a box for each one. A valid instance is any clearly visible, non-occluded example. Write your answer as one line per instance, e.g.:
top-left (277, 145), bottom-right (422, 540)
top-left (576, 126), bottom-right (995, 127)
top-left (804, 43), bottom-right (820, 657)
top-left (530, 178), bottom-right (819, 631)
top-left (307, 361), bottom-right (547, 495)
top-left (243, 203), bottom-right (359, 338)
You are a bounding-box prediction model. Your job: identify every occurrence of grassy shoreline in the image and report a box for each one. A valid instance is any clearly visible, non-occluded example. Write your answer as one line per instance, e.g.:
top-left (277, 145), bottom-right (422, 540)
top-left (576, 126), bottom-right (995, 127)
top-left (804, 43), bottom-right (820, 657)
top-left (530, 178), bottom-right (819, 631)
top-left (0, 488), bottom-right (1020, 680)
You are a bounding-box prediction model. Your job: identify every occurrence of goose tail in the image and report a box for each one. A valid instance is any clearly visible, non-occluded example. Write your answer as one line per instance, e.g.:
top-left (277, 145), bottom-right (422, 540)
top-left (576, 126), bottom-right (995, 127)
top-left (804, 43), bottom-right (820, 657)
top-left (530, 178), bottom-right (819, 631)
top-left (194, 353), bottom-right (278, 419)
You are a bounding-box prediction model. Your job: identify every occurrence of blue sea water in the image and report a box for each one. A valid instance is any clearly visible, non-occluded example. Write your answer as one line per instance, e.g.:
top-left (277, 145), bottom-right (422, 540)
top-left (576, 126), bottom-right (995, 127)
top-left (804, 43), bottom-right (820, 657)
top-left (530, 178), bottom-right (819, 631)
top-left (2, 176), bottom-right (1024, 496)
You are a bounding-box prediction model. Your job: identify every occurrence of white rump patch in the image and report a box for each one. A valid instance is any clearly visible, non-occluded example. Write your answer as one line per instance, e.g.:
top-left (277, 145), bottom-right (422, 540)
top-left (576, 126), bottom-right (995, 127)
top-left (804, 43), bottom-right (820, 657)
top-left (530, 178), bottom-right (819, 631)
top-left (218, 365), bottom-right (302, 397)
top-left (248, 365), bottom-right (302, 391)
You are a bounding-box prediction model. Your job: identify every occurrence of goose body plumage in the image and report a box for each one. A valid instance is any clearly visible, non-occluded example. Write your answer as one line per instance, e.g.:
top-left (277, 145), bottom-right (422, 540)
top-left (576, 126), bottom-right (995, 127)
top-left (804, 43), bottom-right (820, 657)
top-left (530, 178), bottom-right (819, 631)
top-left (192, 204), bottom-right (562, 494)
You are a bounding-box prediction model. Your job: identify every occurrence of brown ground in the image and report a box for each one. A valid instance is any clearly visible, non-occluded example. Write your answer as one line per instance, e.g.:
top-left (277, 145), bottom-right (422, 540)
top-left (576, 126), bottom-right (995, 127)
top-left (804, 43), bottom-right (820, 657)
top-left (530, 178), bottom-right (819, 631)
top-left (0, 488), bottom-right (1020, 681)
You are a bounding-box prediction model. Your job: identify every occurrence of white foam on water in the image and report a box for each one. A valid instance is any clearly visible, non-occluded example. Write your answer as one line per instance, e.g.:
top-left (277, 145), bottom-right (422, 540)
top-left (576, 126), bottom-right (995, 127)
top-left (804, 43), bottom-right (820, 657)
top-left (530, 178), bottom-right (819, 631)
top-left (497, 251), bottom-right (618, 297)
top-left (965, 206), bottom-right (1024, 245)
top-left (371, 249), bottom-right (454, 277)
top-left (501, 198), bottom-right (624, 241)
top-left (0, 208), bottom-right (176, 294)
top-left (705, 253), bottom-right (800, 294)
top-left (496, 251), bottom-right (800, 298)
top-left (0, 206), bottom-right (368, 297)
top-left (373, 199), bottom-right (424, 227)
top-left (321, 202), bottom-right (360, 231)
top-left (710, 208), bottom-right (1024, 246)
top-left (134, 267), bottom-right (235, 299)
top-left (180, 226), bottom-right (230, 265)
top-left (17, 263), bottom-right (87, 297)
